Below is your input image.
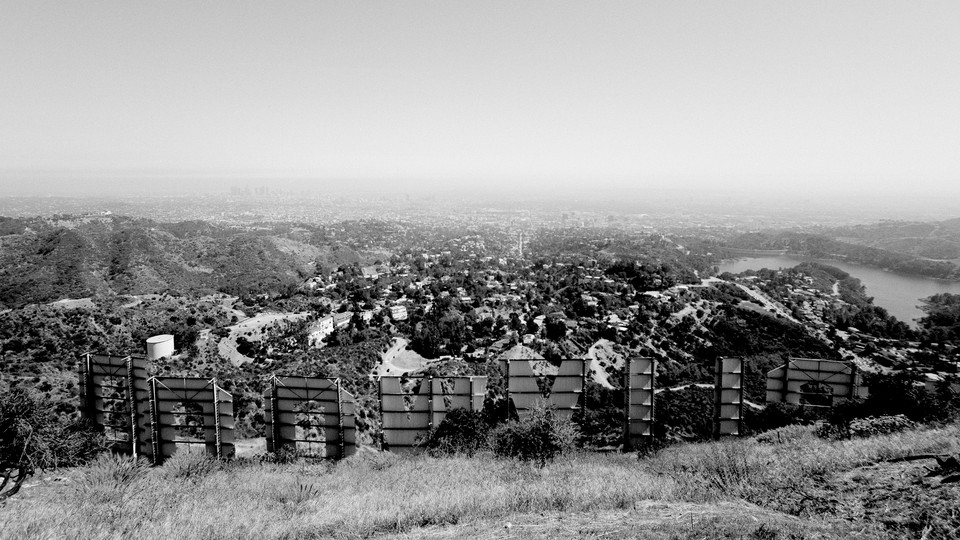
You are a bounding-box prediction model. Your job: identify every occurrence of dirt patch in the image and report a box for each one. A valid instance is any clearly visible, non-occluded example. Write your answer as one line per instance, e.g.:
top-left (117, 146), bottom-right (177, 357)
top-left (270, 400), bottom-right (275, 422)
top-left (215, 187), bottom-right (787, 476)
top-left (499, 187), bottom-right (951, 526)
top-left (376, 337), bottom-right (431, 376)
top-left (776, 456), bottom-right (960, 538)
top-left (386, 501), bottom-right (850, 539)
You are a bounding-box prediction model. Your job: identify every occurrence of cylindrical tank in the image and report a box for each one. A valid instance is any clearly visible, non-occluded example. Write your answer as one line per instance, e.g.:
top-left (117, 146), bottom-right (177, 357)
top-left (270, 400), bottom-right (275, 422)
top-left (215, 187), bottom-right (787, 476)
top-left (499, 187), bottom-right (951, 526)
top-left (146, 334), bottom-right (175, 360)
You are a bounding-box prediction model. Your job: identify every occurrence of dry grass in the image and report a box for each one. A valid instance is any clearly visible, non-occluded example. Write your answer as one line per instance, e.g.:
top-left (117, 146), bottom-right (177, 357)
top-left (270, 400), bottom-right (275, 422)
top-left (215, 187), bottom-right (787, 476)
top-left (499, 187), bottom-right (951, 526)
top-left (0, 451), bottom-right (672, 539)
top-left (1, 423), bottom-right (958, 540)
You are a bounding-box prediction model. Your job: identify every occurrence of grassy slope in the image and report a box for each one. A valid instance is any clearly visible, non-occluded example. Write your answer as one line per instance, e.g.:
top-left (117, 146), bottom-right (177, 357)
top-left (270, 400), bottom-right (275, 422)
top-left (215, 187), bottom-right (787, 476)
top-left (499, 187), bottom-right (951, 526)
top-left (3, 422), bottom-right (959, 539)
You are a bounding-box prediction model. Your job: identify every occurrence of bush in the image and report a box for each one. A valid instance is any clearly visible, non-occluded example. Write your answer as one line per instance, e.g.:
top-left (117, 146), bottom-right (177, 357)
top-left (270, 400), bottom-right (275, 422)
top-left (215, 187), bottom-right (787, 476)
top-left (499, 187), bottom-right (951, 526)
top-left (1, 388), bottom-right (103, 499)
top-left (848, 415), bottom-right (915, 438)
top-left (161, 449), bottom-right (220, 481)
top-left (491, 404), bottom-right (579, 466)
top-left (79, 453), bottom-right (151, 489)
top-left (73, 453), bottom-right (151, 504)
top-left (747, 401), bottom-right (829, 434)
top-left (654, 386), bottom-right (715, 442)
top-left (419, 408), bottom-right (491, 457)
top-left (818, 414), bottom-right (916, 440)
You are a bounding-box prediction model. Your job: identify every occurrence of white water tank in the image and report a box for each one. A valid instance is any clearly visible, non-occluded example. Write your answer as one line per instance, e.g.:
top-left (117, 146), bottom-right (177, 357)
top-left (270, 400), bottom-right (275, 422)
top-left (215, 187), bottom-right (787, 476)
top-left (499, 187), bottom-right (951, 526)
top-left (146, 334), bottom-right (175, 360)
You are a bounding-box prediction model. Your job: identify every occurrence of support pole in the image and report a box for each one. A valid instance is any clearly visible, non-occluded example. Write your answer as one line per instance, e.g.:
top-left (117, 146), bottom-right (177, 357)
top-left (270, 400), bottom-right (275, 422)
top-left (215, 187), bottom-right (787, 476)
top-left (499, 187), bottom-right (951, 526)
top-left (82, 353), bottom-right (95, 424)
top-left (850, 364), bottom-right (860, 399)
top-left (623, 357), bottom-right (631, 451)
top-left (212, 380), bottom-right (223, 460)
top-left (149, 378), bottom-right (160, 465)
top-left (649, 357), bottom-right (657, 446)
top-left (782, 358), bottom-right (791, 404)
top-left (124, 356), bottom-right (138, 458)
top-left (737, 359), bottom-right (745, 437)
top-left (270, 378), bottom-right (279, 453)
top-left (427, 376), bottom-right (434, 431)
top-left (713, 357), bottom-right (723, 440)
top-left (336, 378), bottom-right (345, 459)
top-left (505, 360), bottom-right (511, 422)
top-left (377, 377), bottom-right (385, 451)
top-left (580, 359), bottom-right (587, 421)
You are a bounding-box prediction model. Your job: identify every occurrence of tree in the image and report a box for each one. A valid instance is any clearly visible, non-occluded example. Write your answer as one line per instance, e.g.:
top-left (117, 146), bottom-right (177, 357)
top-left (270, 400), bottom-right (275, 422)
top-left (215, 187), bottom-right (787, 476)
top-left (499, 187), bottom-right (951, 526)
top-left (1, 389), bottom-right (103, 499)
top-left (545, 316), bottom-right (567, 341)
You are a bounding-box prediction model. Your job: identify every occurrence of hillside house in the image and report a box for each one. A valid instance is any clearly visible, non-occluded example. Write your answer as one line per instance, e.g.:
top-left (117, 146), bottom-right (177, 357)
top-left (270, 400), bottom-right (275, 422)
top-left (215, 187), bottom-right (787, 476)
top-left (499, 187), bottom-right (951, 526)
top-left (390, 305), bottom-right (408, 321)
top-left (307, 316), bottom-right (335, 347)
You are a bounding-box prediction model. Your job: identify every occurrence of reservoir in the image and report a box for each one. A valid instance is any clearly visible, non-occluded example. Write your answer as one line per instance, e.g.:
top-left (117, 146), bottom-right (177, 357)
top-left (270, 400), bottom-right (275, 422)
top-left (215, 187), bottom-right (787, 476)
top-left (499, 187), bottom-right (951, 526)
top-left (717, 256), bottom-right (960, 328)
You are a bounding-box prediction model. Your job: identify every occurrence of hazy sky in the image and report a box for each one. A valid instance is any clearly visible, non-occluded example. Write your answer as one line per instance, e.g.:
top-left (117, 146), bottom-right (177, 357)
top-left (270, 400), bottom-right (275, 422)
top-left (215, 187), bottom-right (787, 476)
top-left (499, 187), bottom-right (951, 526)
top-left (2, 1), bottom-right (959, 196)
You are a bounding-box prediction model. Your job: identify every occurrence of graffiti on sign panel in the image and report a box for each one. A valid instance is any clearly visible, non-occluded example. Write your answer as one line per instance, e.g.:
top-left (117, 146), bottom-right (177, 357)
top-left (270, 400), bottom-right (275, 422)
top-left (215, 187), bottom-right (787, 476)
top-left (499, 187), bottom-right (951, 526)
top-left (506, 359), bottom-right (586, 420)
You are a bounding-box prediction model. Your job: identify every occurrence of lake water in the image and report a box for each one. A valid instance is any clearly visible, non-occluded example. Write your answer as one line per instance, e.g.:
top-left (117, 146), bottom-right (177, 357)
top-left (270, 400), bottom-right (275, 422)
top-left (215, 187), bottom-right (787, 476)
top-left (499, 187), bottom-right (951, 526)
top-left (717, 256), bottom-right (960, 328)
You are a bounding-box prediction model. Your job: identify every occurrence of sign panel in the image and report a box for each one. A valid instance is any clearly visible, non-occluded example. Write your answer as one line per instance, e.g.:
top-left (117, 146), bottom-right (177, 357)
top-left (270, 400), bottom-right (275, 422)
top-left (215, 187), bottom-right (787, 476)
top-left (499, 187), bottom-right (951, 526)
top-left (506, 359), bottom-right (586, 420)
top-left (263, 376), bottom-right (357, 459)
top-left (79, 354), bottom-right (151, 457)
top-left (714, 357), bottom-right (744, 437)
top-left (624, 357), bottom-right (655, 450)
top-left (379, 376), bottom-right (488, 453)
top-left (766, 358), bottom-right (866, 406)
top-left (146, 377), bottom-right (235, 465)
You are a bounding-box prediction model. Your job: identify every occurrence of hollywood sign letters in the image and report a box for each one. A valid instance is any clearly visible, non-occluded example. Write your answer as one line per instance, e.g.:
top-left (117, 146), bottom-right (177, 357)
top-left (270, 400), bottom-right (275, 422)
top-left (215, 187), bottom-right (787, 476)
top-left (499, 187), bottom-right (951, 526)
top-left (79, 354), bottom-right (769, 461)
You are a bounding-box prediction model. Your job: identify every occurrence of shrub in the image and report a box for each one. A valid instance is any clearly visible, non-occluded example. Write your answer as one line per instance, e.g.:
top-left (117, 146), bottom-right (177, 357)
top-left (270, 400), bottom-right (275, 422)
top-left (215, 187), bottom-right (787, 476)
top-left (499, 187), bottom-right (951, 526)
top-left (78, 453), bottom-right (151, 490)
top-left (848, 415), bottom-right (916, 438)
top-left (72, 453), bottom-right (151, 504)
top-left (653, 386), bottom-right (714, 442)
top-left (161, 449), bottom-right (220, 480)
top-left (747, 401), bottom-right (829, 434)
top-left (856, 373), bottom-right (958, 424)
top-left (1, 388), bottom-right (103, 500)
top-left (491, 404), bottom-right (579, 466)
top-left (419, 408), bottom-right (491, 457)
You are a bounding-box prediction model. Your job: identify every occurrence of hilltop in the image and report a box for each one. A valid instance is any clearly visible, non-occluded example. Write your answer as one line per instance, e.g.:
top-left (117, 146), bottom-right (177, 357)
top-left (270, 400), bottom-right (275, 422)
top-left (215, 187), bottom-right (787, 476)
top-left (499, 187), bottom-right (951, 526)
top-left (2, 421), bottom-right (957, 539)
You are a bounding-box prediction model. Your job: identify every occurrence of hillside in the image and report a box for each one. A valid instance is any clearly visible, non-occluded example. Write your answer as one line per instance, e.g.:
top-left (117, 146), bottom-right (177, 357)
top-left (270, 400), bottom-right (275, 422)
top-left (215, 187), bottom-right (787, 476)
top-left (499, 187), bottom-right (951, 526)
top-left (2, 422), bottom-right (957, 539)
top-left (828, 217), bottom-right (960, 261)
top-left (723, 218), bottom-right (960, 280)
top-left (0, 216), bottom-right (389, 308)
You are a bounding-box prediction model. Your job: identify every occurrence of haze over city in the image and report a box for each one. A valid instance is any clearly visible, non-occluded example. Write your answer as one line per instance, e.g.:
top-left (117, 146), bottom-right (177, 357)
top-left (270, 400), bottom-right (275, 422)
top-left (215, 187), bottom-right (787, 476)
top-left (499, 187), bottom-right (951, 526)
top-left (2, 0), bottom-right (959, 215)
